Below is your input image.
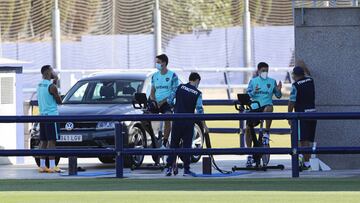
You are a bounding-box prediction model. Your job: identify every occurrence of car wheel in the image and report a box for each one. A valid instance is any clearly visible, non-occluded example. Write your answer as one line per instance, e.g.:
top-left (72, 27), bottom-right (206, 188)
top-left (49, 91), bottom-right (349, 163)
top-left (34, 157), bottom-right (60, 168)
top-left (179, 123), bottom-right (204, 163)
top-left (191, 123), bottom-right (204, 163)
top-left (98, 156), bottom-right (115, 164)
top-left (125, 126), bottom-right (146, 168)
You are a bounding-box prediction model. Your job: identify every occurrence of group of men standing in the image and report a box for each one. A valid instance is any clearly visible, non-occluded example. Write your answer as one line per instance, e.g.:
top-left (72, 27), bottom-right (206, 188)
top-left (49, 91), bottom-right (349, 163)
top-left (36, 53), bottom-right (316, 175)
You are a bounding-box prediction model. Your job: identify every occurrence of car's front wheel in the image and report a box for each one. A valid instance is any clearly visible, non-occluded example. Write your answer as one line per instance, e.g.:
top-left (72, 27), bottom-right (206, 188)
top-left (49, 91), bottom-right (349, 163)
top-left (98, 156), bottom-right (115, 164)
top-left (191, 123), bottom-right (204, 163)
top-left (125, 126), bottom-right (146, 168)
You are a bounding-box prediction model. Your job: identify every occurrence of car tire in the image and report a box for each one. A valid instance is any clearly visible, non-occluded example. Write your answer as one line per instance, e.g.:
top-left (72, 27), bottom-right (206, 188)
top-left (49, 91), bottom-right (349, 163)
top-left (34, 157), bottom-right (60, 168)
top-left (125, 126), bottom-right (146, 168)
top-left (98, 156), bottom-right (115, 164)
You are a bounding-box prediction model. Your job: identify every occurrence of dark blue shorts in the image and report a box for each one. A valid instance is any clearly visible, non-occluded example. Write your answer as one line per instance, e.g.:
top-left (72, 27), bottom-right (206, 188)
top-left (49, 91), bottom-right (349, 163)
top-left (40, 123), bottom-right (60, 141)
top-left (246, 105), bottom-right (269, 127)
top-left (159, 103), bottom-right (172, 114)
top-left (292, 120), bottom-right (317, 142)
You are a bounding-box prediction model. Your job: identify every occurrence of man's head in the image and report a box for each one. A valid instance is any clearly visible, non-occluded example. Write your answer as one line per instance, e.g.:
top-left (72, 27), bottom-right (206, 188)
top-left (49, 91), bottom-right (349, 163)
top-left (292, 66), bottom-right (305, 81)
top-left (189, 72), bottom-right (201, 88)
top-left (155, 54), bottom-right (169, 71)
top-left (41, 65), bottom-right (54, 79)
top-left (257, 62), bottom-right (269, 79)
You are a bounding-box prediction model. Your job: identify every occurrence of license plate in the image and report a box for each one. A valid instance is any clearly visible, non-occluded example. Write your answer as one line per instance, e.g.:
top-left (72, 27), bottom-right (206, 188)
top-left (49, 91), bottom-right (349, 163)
top-left (58, 135), bottom-right (83, 142)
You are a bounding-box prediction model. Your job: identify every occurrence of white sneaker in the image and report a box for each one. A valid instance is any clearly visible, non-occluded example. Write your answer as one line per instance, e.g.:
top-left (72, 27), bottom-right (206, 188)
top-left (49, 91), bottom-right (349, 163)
top-left (262, 133), bottom-right (270, 146)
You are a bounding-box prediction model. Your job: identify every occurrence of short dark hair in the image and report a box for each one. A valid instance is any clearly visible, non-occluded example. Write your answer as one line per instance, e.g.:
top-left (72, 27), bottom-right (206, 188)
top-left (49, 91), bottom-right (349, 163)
top-left (41, 65), bottom-right (52, 75)
top-left (293, 66), bottom-right (305, 76)
top-left (156, 54), bottom-right (169, 66)
top-left (189, 72), bottom-right (201, 81)
top-left (257, 62), bottom-right (269, 70)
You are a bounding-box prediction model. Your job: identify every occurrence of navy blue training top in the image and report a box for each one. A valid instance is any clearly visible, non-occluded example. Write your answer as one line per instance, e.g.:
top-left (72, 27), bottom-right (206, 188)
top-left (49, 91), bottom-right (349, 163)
top-left (290, 76), bottom-right (316, 112)
top-left (173, 83), bottom-right (203, 114)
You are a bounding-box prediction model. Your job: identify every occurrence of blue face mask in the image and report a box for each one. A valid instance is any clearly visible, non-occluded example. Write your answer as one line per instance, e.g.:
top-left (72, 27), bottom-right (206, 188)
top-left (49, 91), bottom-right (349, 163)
top-left (155, 63), bottom-right (162, 71)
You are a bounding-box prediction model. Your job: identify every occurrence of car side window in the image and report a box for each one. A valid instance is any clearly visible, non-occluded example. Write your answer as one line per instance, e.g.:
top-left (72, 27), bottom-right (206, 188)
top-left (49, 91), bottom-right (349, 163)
top-left (92, 83), bottom-right (104, 100)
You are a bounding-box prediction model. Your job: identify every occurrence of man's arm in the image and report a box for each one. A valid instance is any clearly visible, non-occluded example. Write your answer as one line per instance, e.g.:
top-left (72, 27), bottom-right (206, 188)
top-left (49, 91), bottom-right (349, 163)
top-left (167, 73), bottom-right (179, 105)
top-left (150, 86), bottom-right (156, 100)
top-left (274, 80), bottom-right (282, 98)
top-left (49, 84), bottom-right (62, 104)
top-left (287, 85), bottom-right (297, 125)
top-left (150, 74), bottom-right (156, 100)
top-left (246, 79), bottom-right (256, 97)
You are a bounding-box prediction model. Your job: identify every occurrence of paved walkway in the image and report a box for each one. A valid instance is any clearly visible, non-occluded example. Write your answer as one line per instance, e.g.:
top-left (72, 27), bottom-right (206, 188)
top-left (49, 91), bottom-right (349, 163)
top-left (0, 155), bottom-right (359, 179)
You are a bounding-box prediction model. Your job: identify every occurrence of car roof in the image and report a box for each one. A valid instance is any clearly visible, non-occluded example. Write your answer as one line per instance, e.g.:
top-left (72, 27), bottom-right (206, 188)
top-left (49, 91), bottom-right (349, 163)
top-left (80, 71), bottom-right (153, 81)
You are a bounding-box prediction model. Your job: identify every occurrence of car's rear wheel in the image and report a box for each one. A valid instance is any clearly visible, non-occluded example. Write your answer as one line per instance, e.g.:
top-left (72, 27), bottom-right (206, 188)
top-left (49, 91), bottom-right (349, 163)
top-left (34, 157), bottom-right (60, 168)
top-left (125, 126), bottom-right (146, 168)
top-left (179, 123), bottom-right (204, 163)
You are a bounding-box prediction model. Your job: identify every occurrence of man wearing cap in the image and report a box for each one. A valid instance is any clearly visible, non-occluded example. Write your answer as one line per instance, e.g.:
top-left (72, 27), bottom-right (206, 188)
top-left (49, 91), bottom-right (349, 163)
top-left (245, 62), bottom-right (282, 167)
top-left (288, 66), bottom-right (317, 170)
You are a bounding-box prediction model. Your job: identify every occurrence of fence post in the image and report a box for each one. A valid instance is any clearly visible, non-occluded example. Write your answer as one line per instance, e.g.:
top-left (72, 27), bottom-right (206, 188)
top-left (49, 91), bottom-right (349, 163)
top-left (239, 119), bottom-right (245, 148)
top-left (291, 119), bottom-right (300, 178)
top-left (115, 122), bottom-right (124, 178)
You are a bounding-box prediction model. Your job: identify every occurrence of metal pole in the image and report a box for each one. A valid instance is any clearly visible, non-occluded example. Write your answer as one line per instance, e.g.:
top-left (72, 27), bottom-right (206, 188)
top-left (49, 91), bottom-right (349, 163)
top-left (112, 0), bottom-right (116, 69)
top-left (52, 0), bottom-right (61, 72)
top-left (154, 0), bottom-right (162, 57)
top-left (115, 122), bottom-right (124, 178)
top-left (224, 28), bottom-right (231, 99)
top-left (291, 119), bottom-right (300, 178)
top-left (0, 23), bottom-right (2, 57)
top-left (243, 0), bottom-right (252, 85)
top-left (353, 0), bottom-right (359, 6)
top-left (239, 119), bottom-right (245, 148)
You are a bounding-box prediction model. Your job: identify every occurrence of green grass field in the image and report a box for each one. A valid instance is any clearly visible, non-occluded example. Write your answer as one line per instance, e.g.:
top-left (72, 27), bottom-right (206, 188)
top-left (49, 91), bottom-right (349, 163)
top-left (0, 178), bottom-right (359, 203)
top-left (205, 106), bottom-right (290, 148)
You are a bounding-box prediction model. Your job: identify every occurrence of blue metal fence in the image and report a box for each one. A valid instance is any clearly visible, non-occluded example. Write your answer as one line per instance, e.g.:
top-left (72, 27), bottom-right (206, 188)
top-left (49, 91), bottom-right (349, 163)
top-left (1, 112), bottom-right (360, 178)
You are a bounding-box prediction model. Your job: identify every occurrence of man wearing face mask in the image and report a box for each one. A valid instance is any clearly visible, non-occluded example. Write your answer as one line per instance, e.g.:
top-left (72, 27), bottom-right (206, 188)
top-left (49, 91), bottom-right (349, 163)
top-left (165, 72), bottom-right (209, 176)
top-left (288, 66), bottom-right (316, 170)
top-left (37, 65), bottom-right (63, 173)
top-left (150, 54), bottom-right (179, 148)
top-left (245, 62), bottom-right (282, 167)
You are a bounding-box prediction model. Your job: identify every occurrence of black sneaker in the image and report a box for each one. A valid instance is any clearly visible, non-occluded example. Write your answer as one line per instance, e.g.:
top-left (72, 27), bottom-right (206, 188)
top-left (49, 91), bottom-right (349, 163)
top-left (300, 164), bottom-right (311, 171)
top-left (165, 167), bottom-right (172, 176)
top-left (183, 169), bottom-right (195, 177)
top-left (246, 156), bottom-right (253, 168)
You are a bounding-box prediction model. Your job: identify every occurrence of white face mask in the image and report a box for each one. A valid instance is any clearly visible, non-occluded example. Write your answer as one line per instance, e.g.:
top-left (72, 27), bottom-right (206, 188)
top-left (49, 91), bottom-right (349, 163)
top-left (260, 72), bottom-right (268, 79)
top-left (155, 63), bottom-right (163, 71)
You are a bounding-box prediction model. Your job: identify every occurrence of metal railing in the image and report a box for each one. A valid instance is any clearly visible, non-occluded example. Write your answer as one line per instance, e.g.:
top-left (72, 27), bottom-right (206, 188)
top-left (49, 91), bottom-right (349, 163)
top-left (1, 112), bottom-right (360, 178)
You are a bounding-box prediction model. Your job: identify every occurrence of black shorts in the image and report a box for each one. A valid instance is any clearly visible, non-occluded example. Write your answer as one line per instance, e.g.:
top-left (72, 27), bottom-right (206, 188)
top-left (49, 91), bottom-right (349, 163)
top-left (246, 106), bottom-right (268, 127)
top-left (40, 123), bottom-right (59, 141)
top-left (292, 120), bottom-right (317, 142)
top-left (159, 102), bottom-right (172, 114)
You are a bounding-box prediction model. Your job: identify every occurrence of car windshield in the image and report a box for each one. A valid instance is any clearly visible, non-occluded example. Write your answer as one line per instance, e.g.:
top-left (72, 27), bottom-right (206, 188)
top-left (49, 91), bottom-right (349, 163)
top-left (63, 79), bottom-right (144, 104)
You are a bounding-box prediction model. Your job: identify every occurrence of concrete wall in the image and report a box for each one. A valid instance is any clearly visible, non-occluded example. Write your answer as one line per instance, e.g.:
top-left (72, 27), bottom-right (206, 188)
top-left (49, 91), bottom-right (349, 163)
top-left (295, 8), bottom-right (360, 169)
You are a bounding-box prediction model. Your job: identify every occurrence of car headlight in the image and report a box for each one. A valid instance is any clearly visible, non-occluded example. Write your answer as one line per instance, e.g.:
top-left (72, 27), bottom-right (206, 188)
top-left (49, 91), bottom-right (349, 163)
top-left (96, 122), bottom-right (115, 130)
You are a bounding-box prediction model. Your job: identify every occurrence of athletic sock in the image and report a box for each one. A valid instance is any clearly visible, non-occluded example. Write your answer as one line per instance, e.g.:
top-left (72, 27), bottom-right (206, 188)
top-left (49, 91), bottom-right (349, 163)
top-left (49, 160), bottom-right (55, 168)
top-left (40, 159), bottom-right (46, 168)
top-left (304, 161), bottom-right (310, 167)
